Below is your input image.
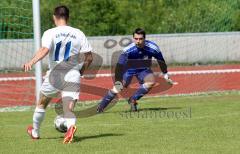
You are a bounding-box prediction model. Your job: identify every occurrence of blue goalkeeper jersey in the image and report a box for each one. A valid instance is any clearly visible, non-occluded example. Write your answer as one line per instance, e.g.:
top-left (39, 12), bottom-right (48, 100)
top-left (118, 40), bottom-right (165, 74)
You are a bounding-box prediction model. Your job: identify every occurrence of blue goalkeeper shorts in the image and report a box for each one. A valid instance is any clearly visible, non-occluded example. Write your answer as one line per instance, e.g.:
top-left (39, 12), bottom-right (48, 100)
top-left (123, 69), bottom-right (153, 87)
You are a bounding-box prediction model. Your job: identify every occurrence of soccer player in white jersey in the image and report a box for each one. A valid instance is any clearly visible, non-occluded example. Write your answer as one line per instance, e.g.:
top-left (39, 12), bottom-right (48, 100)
top-left (23, 5), bottom-right (93, 143)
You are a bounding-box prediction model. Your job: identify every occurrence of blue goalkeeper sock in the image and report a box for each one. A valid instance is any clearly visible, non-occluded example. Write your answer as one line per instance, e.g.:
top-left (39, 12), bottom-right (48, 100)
top-left (131, 85), bottom-right (149, 101)
top-left (97, 90), bottom-right (116, 112)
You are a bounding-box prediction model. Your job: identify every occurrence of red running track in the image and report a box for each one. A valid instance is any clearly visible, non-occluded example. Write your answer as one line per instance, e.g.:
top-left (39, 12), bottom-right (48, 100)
top-left (1, 64), bottom-right (240, 107)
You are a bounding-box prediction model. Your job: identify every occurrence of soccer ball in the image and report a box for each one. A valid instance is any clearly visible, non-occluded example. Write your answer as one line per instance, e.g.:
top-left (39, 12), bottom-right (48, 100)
top-left (54, 115), bottom-right (67, 133)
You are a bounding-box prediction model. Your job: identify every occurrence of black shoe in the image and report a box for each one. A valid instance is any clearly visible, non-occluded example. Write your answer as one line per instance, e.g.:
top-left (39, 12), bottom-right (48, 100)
top-left (96, 104), bottom-right (104, 113)
top-left (128, 98), bottom-right (138, 112)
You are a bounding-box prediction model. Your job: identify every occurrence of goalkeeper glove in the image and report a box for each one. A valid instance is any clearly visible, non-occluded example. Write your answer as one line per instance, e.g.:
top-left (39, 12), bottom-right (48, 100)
top-left (163, 73), bottom-right (174, 85)
top-left (112, 81), bottom-right (123, 93)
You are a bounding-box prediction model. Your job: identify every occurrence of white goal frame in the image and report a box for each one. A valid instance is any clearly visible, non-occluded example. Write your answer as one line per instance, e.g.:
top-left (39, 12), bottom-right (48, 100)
top-left (32, 0), bottom-right (42, 103)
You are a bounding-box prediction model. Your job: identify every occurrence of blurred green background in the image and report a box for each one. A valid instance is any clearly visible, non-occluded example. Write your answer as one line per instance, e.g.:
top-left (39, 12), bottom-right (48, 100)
top-left (1, 0), bottom-right (240, 38)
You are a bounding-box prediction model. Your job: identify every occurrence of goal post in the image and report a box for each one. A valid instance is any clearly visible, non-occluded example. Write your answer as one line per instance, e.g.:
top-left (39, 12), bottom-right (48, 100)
top-left (32, 0), bottom-right (42, 103)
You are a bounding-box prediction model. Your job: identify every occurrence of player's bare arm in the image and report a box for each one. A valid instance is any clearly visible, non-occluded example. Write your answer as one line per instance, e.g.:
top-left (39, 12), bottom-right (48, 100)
top-left (23, 47), bottom-right (49, 72)
top-left (79, 52), bottom-right (93, 75)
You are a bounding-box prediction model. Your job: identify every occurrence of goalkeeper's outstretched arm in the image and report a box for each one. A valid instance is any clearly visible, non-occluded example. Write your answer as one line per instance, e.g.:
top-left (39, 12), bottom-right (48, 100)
top-left (157, 59), bottom-right (168, 74)
top-left (111, 53), bottom-right (128, 93)
top-left (157, 59), bottom-right (177, 85)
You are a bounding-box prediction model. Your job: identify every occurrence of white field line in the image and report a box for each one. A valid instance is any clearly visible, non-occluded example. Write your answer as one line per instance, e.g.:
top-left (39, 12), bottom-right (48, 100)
top-left (1, 69), bottom-right (240, 81)
top-left (0, 90), bottom-right (240, 112)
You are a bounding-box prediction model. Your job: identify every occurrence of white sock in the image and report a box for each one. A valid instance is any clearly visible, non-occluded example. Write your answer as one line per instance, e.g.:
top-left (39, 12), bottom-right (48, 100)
top-left (65, 118), bottom-right (76, 129)
top-left (32, 108), bottom-right (45, 137)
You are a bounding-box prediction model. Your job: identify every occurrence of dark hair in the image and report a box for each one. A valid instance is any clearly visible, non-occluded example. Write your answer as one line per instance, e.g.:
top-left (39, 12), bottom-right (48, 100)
top-left (133, 28), bottom-right (146, 38)
top-left (53, 5), bottom-right (69, 21)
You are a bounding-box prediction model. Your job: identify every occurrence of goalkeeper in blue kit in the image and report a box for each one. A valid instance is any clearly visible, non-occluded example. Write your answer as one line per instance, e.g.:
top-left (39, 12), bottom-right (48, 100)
top-left (97, 28), bottom-right (173, 112)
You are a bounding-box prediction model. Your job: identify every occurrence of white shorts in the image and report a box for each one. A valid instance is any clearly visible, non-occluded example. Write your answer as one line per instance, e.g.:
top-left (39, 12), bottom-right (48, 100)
top-left (41, 68), bottom-right (81, 100)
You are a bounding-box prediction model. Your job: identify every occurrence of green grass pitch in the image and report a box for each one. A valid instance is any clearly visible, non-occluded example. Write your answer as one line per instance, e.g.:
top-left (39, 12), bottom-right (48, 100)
top-left (0, 93), bottom-right (240, 153)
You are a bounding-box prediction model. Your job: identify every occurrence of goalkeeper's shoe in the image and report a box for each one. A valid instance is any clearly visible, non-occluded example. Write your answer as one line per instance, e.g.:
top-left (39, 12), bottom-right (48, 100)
top-left (96, 105), bottom-right (104, 113)
top-left (27, 125), bottom-right (40, 139)
top-left (128, 98), bottom-right (138, 112)
top-left (63, 125), bottom-right (77, 144)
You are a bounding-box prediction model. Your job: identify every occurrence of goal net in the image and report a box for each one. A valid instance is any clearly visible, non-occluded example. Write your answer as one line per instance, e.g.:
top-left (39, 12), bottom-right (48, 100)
top-left (0, 0), bottom-right (35, 107)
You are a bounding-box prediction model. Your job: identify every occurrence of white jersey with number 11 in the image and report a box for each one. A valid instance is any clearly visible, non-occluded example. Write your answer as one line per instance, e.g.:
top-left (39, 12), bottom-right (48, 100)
top-left (41, 25), bottom-right (92, 70)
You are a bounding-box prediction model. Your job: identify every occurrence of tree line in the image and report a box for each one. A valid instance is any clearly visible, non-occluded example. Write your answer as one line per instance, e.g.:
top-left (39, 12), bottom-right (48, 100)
top-left (1, 0), bottom-right (240, 38)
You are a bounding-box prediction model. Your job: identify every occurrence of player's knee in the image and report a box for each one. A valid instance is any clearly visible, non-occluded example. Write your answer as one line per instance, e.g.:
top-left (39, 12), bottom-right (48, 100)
top-left (37, 93), bottom-right (52, 109)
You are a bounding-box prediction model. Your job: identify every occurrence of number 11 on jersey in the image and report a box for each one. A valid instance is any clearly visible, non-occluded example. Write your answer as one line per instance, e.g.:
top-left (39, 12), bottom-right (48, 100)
top-left (54, 41), bottom-right (72, 61)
